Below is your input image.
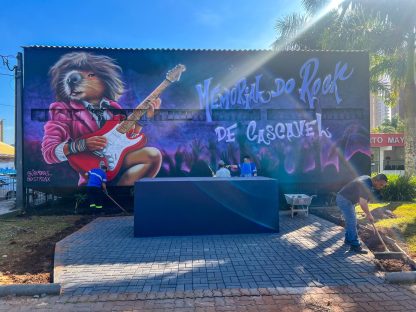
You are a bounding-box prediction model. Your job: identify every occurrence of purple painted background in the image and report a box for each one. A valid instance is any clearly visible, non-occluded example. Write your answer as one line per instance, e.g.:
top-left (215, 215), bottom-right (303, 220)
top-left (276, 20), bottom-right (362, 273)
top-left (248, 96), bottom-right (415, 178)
top-left (22, 48), bottom-right (370, 193)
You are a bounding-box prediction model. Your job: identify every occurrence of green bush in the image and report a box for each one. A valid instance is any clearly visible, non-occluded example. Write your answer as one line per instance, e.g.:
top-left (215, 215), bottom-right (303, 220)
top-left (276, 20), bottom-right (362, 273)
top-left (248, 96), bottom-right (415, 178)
top-left (381, 174), bottom-right (416, 201)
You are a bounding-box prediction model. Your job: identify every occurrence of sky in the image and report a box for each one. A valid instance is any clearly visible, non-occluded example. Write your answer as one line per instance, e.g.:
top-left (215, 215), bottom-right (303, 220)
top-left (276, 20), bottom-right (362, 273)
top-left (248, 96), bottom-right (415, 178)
top-left (0, 0), bottom-right (302, 145)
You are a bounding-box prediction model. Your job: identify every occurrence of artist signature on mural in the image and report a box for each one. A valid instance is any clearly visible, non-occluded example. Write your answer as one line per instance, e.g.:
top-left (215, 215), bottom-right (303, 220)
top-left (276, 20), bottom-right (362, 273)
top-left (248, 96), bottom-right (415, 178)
top-left (26, 169), bottom-right (52, 182)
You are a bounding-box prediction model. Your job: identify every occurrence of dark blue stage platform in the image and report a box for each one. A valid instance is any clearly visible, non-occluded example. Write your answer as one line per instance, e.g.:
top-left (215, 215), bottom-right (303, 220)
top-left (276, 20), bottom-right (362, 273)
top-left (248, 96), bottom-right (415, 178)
top-left (134, 177), bottom-right (279, 237)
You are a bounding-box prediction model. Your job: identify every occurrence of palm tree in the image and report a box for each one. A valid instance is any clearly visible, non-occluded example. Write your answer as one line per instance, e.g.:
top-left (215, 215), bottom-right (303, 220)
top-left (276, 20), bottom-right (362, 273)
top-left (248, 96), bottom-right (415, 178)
top-left (275, 0), bottom-right (416, 174)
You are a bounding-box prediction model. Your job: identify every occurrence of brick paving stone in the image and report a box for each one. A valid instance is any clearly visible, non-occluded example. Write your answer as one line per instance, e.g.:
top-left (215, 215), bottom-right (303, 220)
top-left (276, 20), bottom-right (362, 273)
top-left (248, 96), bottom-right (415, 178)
top-left (1, 284), bottom-right (415, 311)
top-left (54, 215), bottom-right (385, 296)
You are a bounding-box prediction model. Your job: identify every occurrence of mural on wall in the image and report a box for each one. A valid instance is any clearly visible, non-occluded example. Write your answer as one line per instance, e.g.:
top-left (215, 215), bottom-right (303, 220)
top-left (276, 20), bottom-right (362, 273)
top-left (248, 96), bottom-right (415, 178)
top-left (23, 48), bottom-right (370, 190)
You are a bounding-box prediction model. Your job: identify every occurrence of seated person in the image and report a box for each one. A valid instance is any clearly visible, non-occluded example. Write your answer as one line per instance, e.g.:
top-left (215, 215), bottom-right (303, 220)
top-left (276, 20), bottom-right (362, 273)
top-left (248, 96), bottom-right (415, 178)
top-left (231, 155), bottom-right (257, 177)
top-left (215, 160), bottom-right (231, 178)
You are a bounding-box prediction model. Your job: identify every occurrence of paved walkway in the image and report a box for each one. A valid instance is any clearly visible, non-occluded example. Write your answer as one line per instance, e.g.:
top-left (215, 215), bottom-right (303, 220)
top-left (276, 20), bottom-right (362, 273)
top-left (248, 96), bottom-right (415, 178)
top-left (2, 214), bottom-right (416, 311)
top-left (2, 284), bottom-right (416, 311)
top-left (54, 215), bottom-right (383, 296)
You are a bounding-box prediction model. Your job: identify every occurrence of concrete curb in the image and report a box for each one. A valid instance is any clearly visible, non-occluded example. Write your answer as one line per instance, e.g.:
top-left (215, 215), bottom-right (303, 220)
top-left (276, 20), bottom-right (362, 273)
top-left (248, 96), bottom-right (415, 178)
top-left (0, 283), bottom-right (61, 297)
top-left (385, 271), bottom-right (416, 284)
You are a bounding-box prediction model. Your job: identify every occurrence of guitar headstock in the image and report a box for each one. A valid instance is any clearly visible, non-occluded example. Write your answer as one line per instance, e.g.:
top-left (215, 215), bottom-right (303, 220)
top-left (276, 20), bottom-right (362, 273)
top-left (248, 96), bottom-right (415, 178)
top-left (166, 64), bottom-right (186, 83)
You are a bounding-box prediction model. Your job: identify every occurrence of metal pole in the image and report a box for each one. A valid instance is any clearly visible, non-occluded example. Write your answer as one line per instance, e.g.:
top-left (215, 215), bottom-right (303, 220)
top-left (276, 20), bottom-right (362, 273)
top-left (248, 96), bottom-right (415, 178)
top-left (15, 52), bottom-right (24, 210)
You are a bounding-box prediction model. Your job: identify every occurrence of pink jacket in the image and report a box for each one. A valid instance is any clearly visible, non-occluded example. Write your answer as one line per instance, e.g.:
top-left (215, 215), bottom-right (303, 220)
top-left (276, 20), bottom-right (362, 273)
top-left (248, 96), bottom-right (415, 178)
top-left (41, 100), bottom-right (122, 183)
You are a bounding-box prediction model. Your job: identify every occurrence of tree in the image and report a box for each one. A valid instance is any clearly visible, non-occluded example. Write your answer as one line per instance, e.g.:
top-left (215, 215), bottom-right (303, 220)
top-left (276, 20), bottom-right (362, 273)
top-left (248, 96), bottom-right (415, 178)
top-left (274, 0), bottom-right (416, 174)
top-left (372, 115), bottom-right (405, 133)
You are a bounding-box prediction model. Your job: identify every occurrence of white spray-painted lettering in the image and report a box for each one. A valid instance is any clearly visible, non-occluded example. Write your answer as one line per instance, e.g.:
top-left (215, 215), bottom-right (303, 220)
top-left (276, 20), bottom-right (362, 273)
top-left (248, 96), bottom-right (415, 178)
top-left (196, 58), bottom-right (354, 122)
top-left (215, 114), bottom-right (331, 145)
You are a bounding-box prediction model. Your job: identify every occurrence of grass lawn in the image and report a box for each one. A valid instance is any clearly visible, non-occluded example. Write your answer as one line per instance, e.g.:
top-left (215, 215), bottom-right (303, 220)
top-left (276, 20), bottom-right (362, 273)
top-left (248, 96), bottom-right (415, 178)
top-left (355, 202), bottom-right (416, 256)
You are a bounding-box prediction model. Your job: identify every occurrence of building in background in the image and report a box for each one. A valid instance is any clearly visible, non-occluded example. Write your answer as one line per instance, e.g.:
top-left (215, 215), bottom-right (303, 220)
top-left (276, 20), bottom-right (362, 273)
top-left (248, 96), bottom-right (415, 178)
top-left (369, 85), bottom-right (408, 174)
top-left (370, 93), bottom-right (391, 129)
top-left (370, 133), bottom-right (404, 174)
top-left (0, 141), bottom-right (15, 173)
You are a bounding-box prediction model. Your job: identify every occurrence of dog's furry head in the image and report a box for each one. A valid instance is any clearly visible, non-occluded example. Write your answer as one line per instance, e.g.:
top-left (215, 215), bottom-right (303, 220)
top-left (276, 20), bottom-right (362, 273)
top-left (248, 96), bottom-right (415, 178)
top-left (49, 52), bottom-right (124, 102)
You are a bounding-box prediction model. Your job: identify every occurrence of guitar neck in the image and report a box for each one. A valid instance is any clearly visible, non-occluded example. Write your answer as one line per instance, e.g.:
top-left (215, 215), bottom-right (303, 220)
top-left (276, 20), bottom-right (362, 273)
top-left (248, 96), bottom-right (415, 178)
top-left (116, 79), bottom-right (171, 133)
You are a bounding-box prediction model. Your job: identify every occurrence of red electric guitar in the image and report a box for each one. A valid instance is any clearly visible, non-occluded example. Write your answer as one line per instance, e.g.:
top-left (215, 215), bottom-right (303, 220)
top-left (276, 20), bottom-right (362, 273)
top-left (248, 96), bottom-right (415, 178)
top-left (67, 64), bottom-right (186, 181)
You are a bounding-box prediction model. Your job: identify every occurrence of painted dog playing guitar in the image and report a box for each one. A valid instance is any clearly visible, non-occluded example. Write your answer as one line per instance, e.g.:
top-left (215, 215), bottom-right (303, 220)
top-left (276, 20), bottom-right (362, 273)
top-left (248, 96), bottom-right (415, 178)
top-left (41, 52), bottom-right (185, 186)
